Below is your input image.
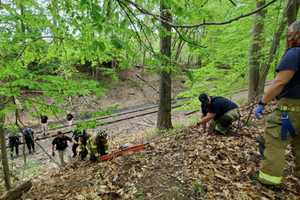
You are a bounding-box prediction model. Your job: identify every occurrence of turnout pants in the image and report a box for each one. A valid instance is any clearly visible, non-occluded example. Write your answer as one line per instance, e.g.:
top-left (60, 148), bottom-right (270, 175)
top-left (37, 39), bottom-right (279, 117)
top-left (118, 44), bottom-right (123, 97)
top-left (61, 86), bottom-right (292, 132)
top-left (258, 98), bottom-right (300, 185)
top-left (210, 108), bottom-right (240, 134)
top-left (72, 143), bottom-right (79, 157)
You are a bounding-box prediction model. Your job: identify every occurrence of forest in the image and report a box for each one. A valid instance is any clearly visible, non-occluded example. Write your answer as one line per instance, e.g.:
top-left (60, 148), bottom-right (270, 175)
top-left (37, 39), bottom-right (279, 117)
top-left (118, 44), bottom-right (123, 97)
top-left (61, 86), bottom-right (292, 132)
top-left (1, 0), bottom-right (300, 199)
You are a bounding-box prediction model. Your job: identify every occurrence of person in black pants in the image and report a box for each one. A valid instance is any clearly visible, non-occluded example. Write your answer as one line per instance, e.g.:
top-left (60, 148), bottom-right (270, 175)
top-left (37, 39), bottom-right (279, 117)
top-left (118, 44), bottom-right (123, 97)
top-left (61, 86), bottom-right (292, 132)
top-left (8, 132), bottom-right (20, 158)
top-left (72, 129), bottom-right (88, 160)
top-left (78, 136), bottom-right (88, 160)
top-left (52, 131), bottom-right (72, 166)
top-left (23, 128), bottom-right (35, 154)
top-left (66, 113), bottom-right (74, 127)
top-left (40, 115), bottom-right (48, 136)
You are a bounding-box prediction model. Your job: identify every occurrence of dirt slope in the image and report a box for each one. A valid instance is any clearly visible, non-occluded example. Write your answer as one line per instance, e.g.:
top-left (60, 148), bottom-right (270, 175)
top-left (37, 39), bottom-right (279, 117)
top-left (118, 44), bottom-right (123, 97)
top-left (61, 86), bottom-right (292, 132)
top-left (23, 106), bottom-right (300, 200)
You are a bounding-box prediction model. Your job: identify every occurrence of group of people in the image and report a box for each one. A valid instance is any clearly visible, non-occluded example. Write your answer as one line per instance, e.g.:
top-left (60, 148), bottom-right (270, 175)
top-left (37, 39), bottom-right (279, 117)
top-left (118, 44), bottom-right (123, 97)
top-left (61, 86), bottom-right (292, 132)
top-left (51, 128), bottom-right (108, 166)
top-left (7, 21), bottom-right (300, 186)
top-left (8, 112), bottom-right (109, 166)
top-left (197, 21), bottom-right (300, 187)
top-left (8, 113), bottom-right (74, 159)
top-left (8, 127), bottom-right (35, 158)
top-left (40, 113), bottom-right (74, 136)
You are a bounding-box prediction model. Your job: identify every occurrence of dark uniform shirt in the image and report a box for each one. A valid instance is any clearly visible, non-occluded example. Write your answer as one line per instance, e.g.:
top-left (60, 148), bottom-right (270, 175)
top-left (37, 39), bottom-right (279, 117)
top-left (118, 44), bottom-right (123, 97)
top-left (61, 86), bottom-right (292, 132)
top-left (23, 128), bottom-right (34, 139)
top-left (67, 113), bottom-right (74, 121)
top-left (72, 129), bottom-right (88, 145)
top-left (52, 136), bottom-right (72, 151)
top-left (276, 47), bottom-right (300, 99)
top-left (8, 134), bottom-right (20, 147)
top-left (41, 115), bottom-right (48, 124)
top-left (201, 96), bottom-right (238, 120)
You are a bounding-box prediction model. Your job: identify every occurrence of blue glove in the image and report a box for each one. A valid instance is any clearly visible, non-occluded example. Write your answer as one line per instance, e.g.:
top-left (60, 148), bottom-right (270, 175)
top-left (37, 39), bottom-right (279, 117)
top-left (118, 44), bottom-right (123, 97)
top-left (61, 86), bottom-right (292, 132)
top-left (255, 104), bottom-right (265, 119)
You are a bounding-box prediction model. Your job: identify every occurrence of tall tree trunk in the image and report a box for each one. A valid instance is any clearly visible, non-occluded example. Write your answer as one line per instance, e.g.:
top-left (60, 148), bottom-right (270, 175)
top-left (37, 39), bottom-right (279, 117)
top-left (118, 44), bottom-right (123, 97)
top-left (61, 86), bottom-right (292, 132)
top-left (157, 0), bottom-right (172, 130)
top-left (258, 0), bottom-right (298, 94)
top-left (0, 98), bottom-right (11, 190)
top-left (287, 0), bottom-right (300, 26)
top-left (248, 0), bottom-right (266, 102)
top-left (105, 0), bottom-right (112, 19)
top-left (20, 3), bottom-right (27, 166)
top-left (142, 50), bottom-right (146, 66)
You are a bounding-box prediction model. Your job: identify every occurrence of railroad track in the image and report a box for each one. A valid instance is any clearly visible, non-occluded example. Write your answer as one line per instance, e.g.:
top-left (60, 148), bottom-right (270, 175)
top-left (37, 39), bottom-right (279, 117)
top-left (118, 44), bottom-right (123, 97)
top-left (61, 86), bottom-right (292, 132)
top-left (5, 98), bottom-right (188, 146)
top-left (8, 80), bottom-right (272, 141)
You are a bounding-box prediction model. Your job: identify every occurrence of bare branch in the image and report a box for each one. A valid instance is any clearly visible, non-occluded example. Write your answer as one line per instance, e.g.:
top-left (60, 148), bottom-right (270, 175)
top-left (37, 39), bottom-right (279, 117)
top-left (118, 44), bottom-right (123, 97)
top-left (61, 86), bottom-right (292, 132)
top-left (228, 0), bottom-right (237, 6)
top-left (200, 0), bottom-right (209, 7)
top-left (119, 0), bottom-right (278, 29)
top-left (173, 27), bottom-right (207, 48)
top-left (16, 36), bottom-right (65, 60)
top-left (118, 0), bottom-right (156, 53)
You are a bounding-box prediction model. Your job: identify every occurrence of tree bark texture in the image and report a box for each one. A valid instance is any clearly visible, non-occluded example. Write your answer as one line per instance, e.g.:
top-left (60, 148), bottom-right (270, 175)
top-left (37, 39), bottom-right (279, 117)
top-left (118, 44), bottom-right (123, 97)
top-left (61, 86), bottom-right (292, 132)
top-left (287, 0), bottom-right (300, 26)
top-left (248, 0), bottom-right (266, 102)
top-left (258, 0), bottom-right (298, 94)
top-left (157, 0), bottom-right (173, 130)
top-left (105, 0), bottom-right (112, 19)
top-left (0, 98), bottom-right (11, 190)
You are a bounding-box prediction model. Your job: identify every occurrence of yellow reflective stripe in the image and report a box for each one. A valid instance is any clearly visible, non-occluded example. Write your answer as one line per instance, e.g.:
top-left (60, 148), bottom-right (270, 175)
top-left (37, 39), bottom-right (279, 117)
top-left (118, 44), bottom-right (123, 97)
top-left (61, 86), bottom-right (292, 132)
top-left (279, 105), bottom-right (300, 112)
top-left (259, 171), bottom-right (282, 184)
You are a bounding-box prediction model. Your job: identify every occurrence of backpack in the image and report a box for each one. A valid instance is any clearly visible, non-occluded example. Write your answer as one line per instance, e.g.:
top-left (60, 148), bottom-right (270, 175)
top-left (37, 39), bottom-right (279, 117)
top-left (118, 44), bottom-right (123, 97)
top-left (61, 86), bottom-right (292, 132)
top-left (23, 128), bottom-right (33, 138)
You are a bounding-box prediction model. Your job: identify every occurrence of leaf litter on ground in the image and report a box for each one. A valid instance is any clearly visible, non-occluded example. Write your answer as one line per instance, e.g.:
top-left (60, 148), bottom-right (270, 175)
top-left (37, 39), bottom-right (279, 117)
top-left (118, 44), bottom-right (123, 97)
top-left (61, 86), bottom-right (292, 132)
top-left (23, 105), bottom-right (300, 200)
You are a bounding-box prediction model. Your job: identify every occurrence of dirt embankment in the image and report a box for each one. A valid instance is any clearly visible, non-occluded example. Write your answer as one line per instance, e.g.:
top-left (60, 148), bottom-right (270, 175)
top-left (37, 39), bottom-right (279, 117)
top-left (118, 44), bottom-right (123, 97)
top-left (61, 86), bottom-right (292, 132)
top-left (23, 106), bottom-right (300, 200)
top-left (10, 68), bottom-right (185, 127)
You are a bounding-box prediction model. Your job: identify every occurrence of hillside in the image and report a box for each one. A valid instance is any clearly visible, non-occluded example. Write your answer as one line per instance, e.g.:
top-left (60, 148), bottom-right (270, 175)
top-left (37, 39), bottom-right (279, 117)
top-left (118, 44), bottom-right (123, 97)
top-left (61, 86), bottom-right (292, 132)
top-left (22, 107), bottom-right (300, 200)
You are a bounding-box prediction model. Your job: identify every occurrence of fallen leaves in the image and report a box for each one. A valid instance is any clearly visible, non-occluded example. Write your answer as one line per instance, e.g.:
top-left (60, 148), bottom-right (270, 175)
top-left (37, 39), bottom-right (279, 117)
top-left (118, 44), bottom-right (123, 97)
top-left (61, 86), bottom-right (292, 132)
top-left (23, 105), bottom-right (300, 200)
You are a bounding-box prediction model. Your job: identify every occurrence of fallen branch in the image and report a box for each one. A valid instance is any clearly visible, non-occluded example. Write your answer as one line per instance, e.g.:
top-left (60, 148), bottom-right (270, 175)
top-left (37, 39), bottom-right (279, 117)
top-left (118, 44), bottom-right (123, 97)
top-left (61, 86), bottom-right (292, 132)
top-left (135, 74), bottom-right (159, 94)
top-left (34, 140), bottom-right (60, 167)
top-left (0, 180), bottom-right (32, 200)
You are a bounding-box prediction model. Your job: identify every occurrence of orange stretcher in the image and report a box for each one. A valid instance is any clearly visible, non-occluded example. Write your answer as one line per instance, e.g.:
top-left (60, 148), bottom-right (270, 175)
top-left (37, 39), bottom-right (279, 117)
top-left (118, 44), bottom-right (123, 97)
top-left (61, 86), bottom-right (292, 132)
top-left (100, 143), bottom-right (149, 161)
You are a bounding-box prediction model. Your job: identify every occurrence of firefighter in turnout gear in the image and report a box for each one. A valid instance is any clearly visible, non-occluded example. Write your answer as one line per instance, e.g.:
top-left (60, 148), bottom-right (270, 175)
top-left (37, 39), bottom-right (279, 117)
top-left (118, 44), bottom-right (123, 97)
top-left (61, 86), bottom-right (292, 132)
top-left (255, 21), bottom-right (300, 185)
top-left (72, 128), bottom-right (89, 160)
top-left (87, 129), bottom-right (108, 161)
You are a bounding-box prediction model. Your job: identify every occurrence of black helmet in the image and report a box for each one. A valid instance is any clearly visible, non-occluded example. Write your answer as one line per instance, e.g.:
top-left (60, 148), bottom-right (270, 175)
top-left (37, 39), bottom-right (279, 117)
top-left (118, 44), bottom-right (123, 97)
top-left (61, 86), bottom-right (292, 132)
top-left (198, 93), bottom-right (209, 104)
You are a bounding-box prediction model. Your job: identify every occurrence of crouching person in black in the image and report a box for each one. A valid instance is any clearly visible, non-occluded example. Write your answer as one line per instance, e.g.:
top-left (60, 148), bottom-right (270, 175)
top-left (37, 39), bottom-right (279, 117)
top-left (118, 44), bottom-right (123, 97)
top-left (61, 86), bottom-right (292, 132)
top-left (198, 93), bottom-right (240, 134)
